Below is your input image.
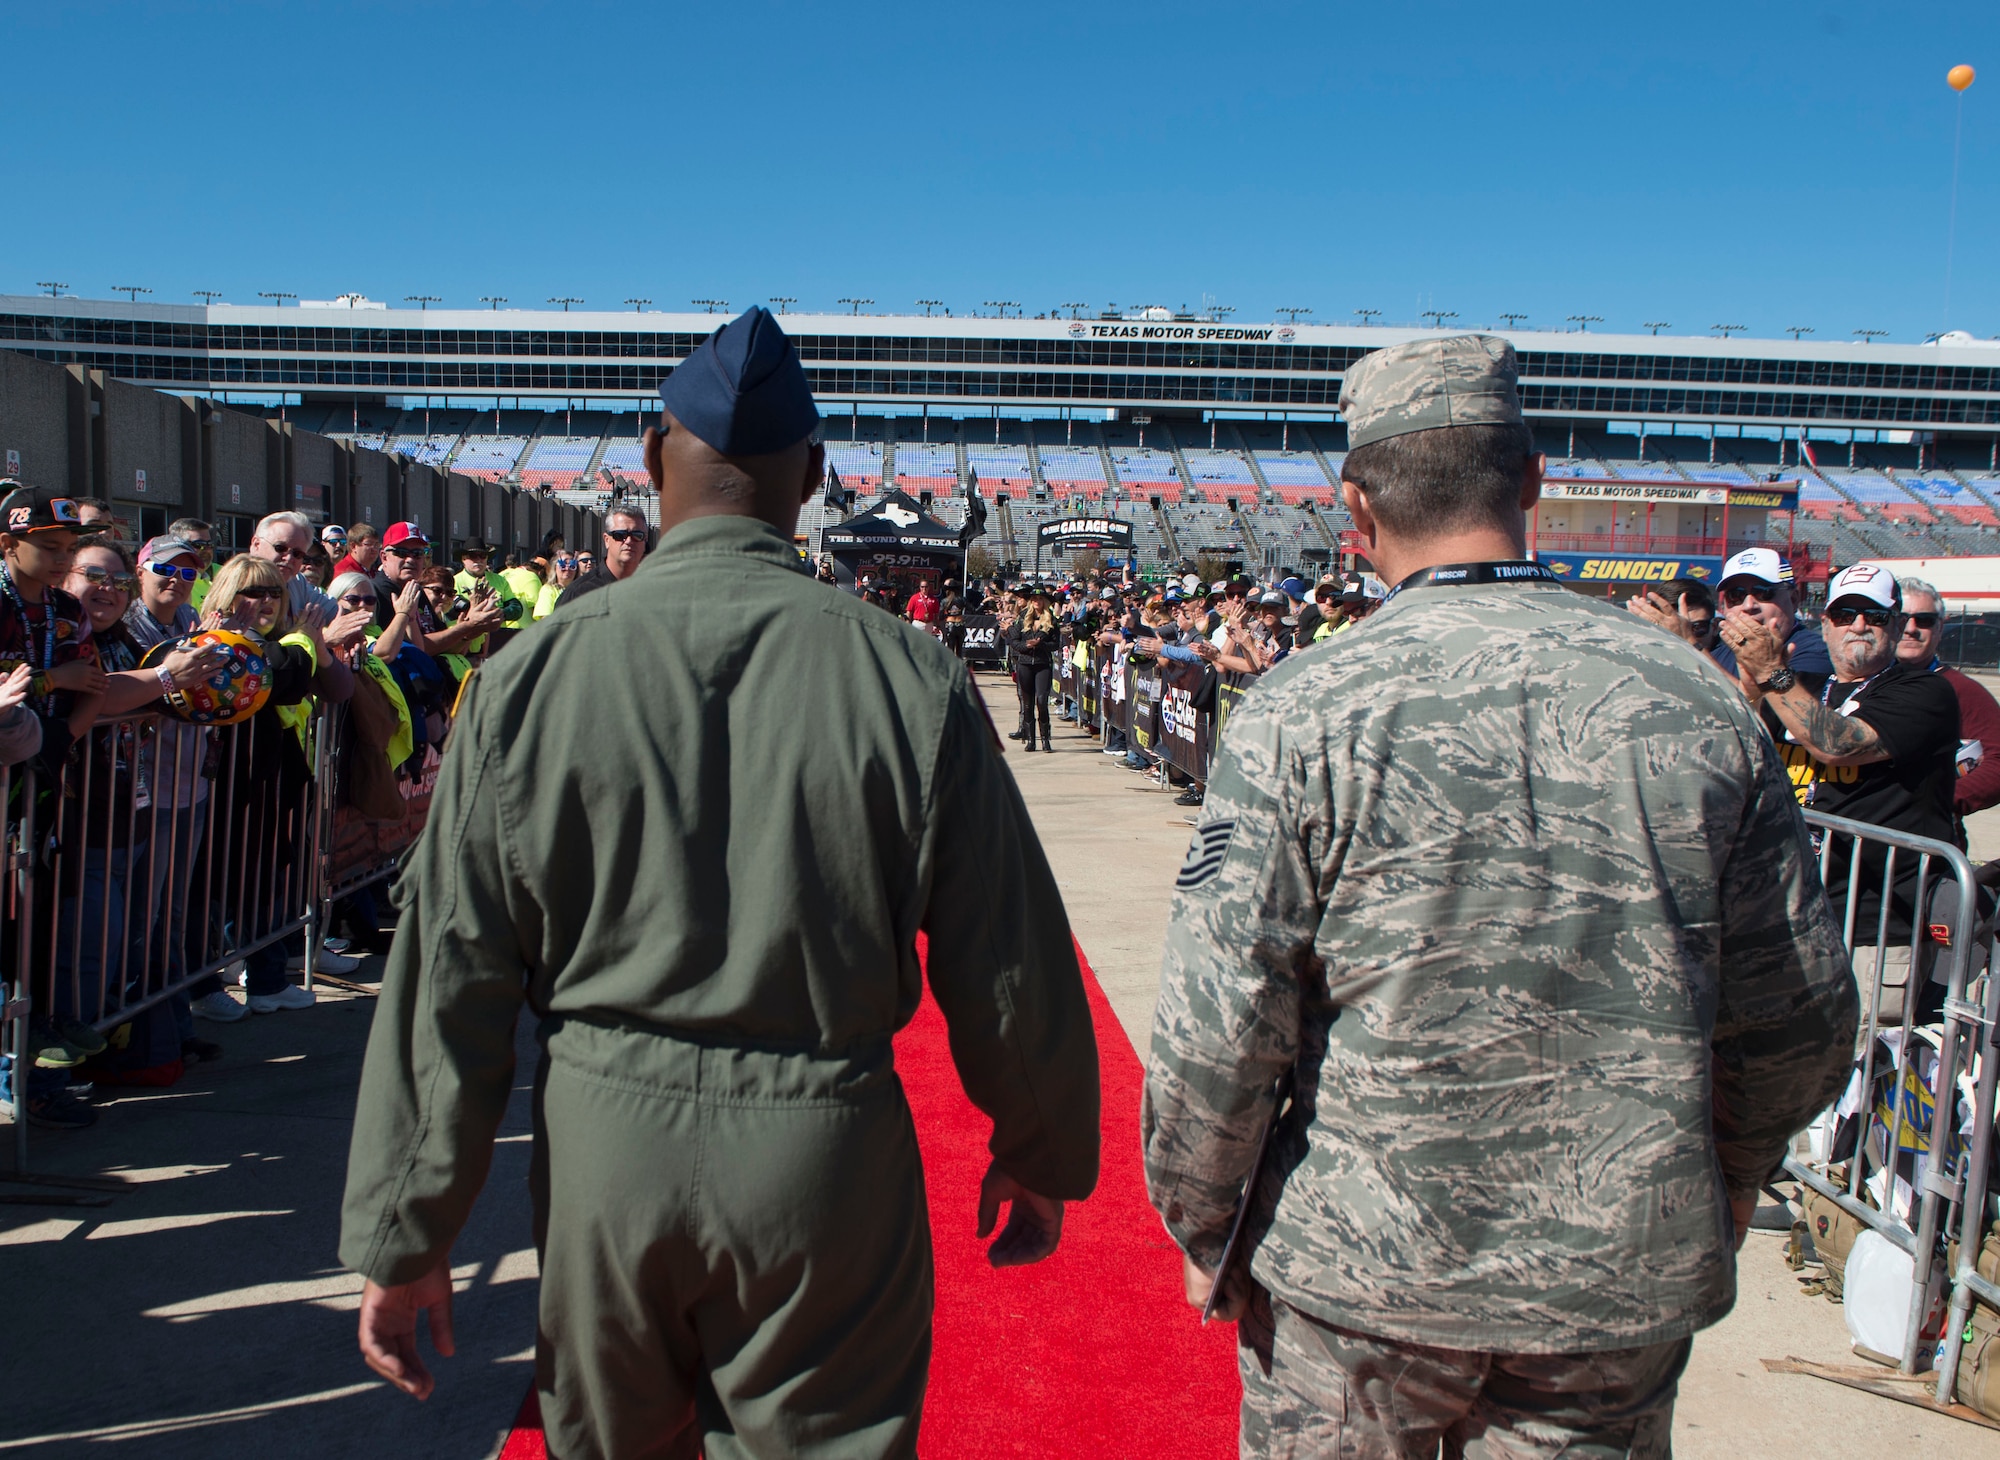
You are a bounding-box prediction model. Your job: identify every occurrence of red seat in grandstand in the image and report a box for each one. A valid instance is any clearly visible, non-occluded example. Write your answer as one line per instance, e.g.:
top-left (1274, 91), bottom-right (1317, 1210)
top-left (1943, 502), bottom-right (2000, 527)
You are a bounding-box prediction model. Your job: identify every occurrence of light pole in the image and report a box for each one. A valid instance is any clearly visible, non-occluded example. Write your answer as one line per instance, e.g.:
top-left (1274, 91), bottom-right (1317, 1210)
top-left (1710, 323), bottom-right (1747, 340)
top-left (1566, 314), bottom-right (1602, 332)
top-left (1499, 313), bottom-right (1530, 330)
top-left (691, 298), bottom-right (727, 314)
top-left (624, 298), bottom-right (652, 312)
top-left (1853, 328), bottom-right (1889, 344)
top-left (837, 297), bottom-right (872, 315)
top-left (1785, 325), bottom-right (1815, 340)
top-left (193, 291), bottom-right (222, 306)
top-left (769, 297), bottom-right (797, 313)
top-left (1211, 305), bottom-right (1235, 320)
top-left (1420, 309), bottom-right (1458, 330)
top-left (1352, 308), bottom-right (1381, 326)
top-left (35, 282), bottom-right (66, 298)
top-left (1275, 306), bottom-right (1312, 323)
top-left (915, 298), bottom-right (943, 316)
top-left (1641, 320), bottom-right (1671, 335)
top-left (1060, 301), bottom-right (1089, 319)
top-left (259, 291), bottom-right (296, 309)
top-left (480, 296), bottom-right (507, 310)
top-left (549, 296), bottom-right (584, 312)
top-left (405, 294), bottom-right (441, 311)
top-left (112, 285), bottom-right (151, 303)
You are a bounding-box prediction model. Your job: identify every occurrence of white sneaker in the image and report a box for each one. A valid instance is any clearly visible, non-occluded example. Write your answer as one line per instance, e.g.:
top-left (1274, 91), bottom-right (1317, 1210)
top-left (246, 984), bottom-right (316, 1014)
top-left (193, 990), bottom-right (248, 1023)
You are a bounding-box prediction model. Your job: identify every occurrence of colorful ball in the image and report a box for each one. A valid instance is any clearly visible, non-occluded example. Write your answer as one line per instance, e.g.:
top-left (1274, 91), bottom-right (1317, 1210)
top-left (1948, 64), bottom-right (1975, 92)
top-left (141, 629), bottom-right (274, 726)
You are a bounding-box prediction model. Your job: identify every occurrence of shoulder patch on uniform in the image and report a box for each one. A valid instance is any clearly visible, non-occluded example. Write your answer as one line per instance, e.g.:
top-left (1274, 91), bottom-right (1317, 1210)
top-left (1176, 818), bottom-right (1236, 890)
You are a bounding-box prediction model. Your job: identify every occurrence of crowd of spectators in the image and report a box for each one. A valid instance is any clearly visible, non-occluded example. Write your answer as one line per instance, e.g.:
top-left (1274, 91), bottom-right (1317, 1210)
top-left (3, 491), bottom-right (659, 1132)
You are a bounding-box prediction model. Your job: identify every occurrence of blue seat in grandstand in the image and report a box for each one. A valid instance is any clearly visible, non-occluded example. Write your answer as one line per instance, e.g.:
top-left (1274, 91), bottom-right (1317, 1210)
top-left (968, 446), bottom-right (1032, 496)
top-left (896, 443), bottom-right (959, 494)
top-left (600, 437), bottom-right (646, 472)
top-left (453, 436), bottom-right (529, 479)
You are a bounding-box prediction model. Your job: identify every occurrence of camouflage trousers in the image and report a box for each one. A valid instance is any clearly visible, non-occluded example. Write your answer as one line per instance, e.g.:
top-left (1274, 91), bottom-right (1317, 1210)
top-left (1238, 1290), bottom-right (1690, 1459)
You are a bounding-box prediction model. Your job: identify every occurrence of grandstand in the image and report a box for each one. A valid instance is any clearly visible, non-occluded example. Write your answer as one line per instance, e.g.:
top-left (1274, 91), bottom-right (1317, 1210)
top-left (895, 442), bottom-right (958, 496)
top-left (520, 436), bottom-right (600, 491)
top-left (451, 436), bottom-right (529, 480)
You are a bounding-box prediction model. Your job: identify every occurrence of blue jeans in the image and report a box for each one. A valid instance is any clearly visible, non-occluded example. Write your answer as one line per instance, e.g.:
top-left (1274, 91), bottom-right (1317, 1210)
top-left (138, 801), bottom-right (211, 1041)
top-left (54, 843), bottom-right (143, 1027)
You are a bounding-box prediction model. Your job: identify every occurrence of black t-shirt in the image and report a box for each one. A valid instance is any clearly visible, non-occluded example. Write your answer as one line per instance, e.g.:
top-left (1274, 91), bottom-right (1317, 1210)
top-left (1788, 660), bottom-right (1960, 935)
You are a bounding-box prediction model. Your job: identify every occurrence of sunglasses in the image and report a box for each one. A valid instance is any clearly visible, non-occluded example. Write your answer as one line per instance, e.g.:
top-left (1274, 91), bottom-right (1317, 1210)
top-left (578, 556), bottom-right (596, 567)
top-left (339, 593), bottom-right (377, 609)
top-left (1824, 605), bottom-right (1895, 629)
top-left (234, 588), bottom-right (282, 604)
top-left (265, 543), bottom-right (310, 561)
top-left (1904, 613), bottom-right (1940, 631)
top-left (604, 529), bottom-right (647, 543)
top-left (386, 545), bottom-right (428, 558)
top-left (555, 557), bottom-right (576, 568)
top-left (1719, 584), bottom-right (1781, 605)
top-left (144, 562), bottom-right (201, 582)
top-left (75, 566), bottom-right (137, 594)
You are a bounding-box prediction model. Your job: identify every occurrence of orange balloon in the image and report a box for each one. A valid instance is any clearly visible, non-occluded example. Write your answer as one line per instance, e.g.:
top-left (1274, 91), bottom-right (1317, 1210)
top-left (1948, 64), bottom-right (1975, 91)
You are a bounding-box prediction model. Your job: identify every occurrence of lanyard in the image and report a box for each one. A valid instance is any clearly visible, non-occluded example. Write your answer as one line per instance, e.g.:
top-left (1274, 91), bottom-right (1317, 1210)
top-left (1386, 560), bottom-right (1563, 601)
top-left (0, 562), bottom-right (58, 710)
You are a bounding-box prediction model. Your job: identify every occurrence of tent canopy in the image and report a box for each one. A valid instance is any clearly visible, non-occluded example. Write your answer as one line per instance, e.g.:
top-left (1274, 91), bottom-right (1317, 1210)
top-left (822, 489), bottom-right (964, 590)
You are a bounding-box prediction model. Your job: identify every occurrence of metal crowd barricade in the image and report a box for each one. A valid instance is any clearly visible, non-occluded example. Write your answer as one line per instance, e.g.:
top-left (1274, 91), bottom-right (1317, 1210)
top-left (3, 702), bottom-right (348, 1172)
top-left (1786, 811), bottom-right (1998, 1390)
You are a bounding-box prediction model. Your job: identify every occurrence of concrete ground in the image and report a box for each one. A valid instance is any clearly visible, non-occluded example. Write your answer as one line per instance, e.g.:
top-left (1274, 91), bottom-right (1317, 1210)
top-left (0, 668), bottom-right (1994, 1457)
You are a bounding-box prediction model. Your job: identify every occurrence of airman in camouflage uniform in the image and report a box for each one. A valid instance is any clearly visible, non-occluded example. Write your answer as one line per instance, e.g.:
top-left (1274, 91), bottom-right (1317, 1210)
top-left (1143, 335), bottom-right (1857, 1457)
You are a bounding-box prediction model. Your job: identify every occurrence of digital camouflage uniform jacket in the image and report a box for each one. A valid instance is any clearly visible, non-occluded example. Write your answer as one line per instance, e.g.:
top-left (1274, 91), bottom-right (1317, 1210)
top-left (342, 515), bottom-right (1100, 1285)
top-left (1143, 578), bottom-right (1857, 1354)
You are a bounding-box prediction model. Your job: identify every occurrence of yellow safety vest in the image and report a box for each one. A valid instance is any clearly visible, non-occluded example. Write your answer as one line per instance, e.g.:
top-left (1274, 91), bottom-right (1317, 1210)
top-left (275, 630), bottom-right (322, 755)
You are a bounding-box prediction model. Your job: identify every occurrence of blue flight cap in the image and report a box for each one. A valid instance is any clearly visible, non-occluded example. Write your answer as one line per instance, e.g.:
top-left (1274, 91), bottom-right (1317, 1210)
top-left (659, 305), bottom-right (821, 456)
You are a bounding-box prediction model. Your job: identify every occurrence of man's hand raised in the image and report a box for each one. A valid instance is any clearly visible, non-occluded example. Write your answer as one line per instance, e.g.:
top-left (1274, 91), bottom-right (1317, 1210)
top-left (357, 1261), bottom-right (456, 1400)
top-left (977, 1159), bottom-right (1064, 1267)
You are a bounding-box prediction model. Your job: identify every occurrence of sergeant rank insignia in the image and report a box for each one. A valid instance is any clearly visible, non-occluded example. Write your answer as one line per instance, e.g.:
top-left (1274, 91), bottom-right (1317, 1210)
top-left (1176, 818), bottom-right (1236, 890)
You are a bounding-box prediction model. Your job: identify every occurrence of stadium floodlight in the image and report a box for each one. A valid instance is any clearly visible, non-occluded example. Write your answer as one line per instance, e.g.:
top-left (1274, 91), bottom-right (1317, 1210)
top-left (1352, 308), bottom-right (1382, 326)
top-left (405, 295), bottom-right (441, 311)
top-left (35, 281), bottom-right (67, 298)
top-left (983, 300), bottom-right (1020, 318)
top-left (1499, 313), bottom-right (1530, 330)
top-left (691, 298), bottom-right (728, 314)
top-left (112, 285), bottom-right (151, 303)
top-left (1710, 323), bottom-right (1747, 339)
top-left (258, 291), bottom-right (296, 308)
top-left (1275, 306), bottom-right (1312, 323)
top-left (1060, 301), bottom-right (1089, 319)
top-left (1853, 328), bottom-right (1889, 344)
top-left (1566, 314), bottom-right (1602, 332)
top-left (193, 291), bottom-right (223, 306)
top-left (837, 297), bottom-right (872, 315)
top-left (480, 296), bottom-right (508, 310)
top-left (915, 298), bottom-right (944, 316)
top-left (1641, 320), bottom-right (1671, 335)
top-left (1786, 325), bottom-right (1815, 340)
top-left (624, 298), bottom-right (652, 313)
top-left (1211, 305), bottom-right (1235, 320)
top-left (549, 297), bottom-right (585, 312)
top-left (770, 297), bottom-right (798, 313)
top-left (1420, 310), bottom-right (1458, 330)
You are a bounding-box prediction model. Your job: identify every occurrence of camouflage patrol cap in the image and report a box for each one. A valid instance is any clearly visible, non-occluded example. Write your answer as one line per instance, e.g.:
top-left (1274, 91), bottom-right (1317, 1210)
top-left (1338, 334), bottom-right (1524, 450)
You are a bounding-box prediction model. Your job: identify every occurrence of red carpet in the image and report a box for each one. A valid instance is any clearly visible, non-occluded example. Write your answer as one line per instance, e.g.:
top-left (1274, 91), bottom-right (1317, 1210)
top-left (499, 938), bottom-right (1239, 1457)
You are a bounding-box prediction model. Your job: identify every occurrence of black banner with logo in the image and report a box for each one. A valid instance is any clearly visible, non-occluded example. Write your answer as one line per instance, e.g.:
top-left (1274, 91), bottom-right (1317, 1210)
top-left (960, 614), bottom-right (1004, 664)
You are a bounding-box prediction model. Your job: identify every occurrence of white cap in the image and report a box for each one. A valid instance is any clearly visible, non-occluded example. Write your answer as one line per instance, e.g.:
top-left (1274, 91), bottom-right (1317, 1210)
top-left (1099, 587), bottom-right (1116, 600)
top-left (1181, 572), bottom-right (1200, 592)
top-left (1361, 578), bottom-right (1388, 602)
top-left (1210, 579), bottom-right (1229, 593)
top-left (1826, 562), bottom-right (1901, 612)
top-left (1718, 547), bottom-right (1793, 587)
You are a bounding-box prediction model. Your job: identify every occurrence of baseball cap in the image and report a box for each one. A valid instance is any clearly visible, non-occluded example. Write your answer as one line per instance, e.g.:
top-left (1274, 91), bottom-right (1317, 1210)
top-left (1362, 578), bottom-right (1389, 603)
top-left (0, 483), bottom-right (82, 535)
top-left (1338, 335), bottom-right (1523, 451)
top-left (1340, 575), bottom-right (1366, 603)
top-left (1099, 587), bottom-right (1117, 600)
top-left (1258, 590), bottom-right (1288, 608)
top-left (137, 534), bottom-right (202, 567)
top-left (320, 523), bottom-right (347, 539)
top-left (1279, 576), bottom-right (1308, 600)
top-left (1226, 575), bottom-right (1256, 595)
top-left (381, 521), bottom-right (429, 549)
top-left (1717, 547), bottom-right (1793, 588)
top-left (1825, 562), bottom-right (1901, 613)
top-left (1181, 573), bottom-right (1201, 593)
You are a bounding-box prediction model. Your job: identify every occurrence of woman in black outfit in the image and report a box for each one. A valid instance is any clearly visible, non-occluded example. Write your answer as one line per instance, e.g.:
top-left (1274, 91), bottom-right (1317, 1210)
top-left (1004, 588), bottom-right (1058, 752)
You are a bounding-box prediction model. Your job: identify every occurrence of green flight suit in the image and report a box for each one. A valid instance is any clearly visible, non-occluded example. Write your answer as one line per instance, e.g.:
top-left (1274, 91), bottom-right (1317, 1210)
top-left (341, 515), bottom-right (1100, 1460)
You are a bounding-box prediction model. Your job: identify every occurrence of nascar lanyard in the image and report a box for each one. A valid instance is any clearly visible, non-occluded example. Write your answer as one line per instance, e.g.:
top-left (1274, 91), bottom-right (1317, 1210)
top-left (0, 562), bottom-right (58, 709)
top-left (1386, 560), bottom-right (1563, 601)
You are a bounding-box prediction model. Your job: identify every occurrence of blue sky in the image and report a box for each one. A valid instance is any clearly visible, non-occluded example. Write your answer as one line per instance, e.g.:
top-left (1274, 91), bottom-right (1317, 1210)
top-left (1, 1), bottom-right (1995, 341)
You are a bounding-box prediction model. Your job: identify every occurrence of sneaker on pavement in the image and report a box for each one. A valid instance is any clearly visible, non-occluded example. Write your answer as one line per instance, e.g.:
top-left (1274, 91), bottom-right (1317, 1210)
top-left (246, 983), bottom-right (316, 1014)
top-left (194, 990), bottom-right (248, 1023)
top-left (27, 1093), bottom-right (96, 1130)
top-left (286, 947), bottom-right (362, 975)
top-left (55, 1018), bottom-right (107, 1058)
top-left (28, 1029), bottom-right (86, 1069)
top-left (1175, 788), bottom-right (1205, 806)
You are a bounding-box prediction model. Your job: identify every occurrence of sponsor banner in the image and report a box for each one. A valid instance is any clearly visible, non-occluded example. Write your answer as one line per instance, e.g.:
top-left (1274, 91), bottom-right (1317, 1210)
top-left (1155, 657), bottom-right (1213, 781)
top-left (1725, 487), bottom-right (1800, 511)
top-left (960, 614), bottom-right (1004, 664)
top-left (1536, 551), bottom-right (1724, 584)
top-left (1038, 515), bottom-right (1136, 549)
top-left (1067, 321), bottom-right (1288, 343)
top-left (1541, 482), bottom-right (1728, 506)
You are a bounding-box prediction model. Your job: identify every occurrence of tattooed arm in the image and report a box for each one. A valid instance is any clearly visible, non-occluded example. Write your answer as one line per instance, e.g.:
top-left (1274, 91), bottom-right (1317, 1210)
top-left (1750, 682), bottom-right (1889, 766)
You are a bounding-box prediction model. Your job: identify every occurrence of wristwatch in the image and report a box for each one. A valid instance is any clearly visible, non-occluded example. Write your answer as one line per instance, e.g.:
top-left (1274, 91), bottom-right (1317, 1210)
top-left (1760, 665), bottom-right (1796, 693)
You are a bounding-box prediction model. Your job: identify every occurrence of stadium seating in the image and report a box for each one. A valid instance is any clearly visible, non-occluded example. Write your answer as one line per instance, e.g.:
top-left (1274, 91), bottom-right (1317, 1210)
top-left (967, 446), bottom-right (1033, 498)
top-left (896, 443), bottom-right (958, 496)
top-left (1821, 470), bottom-right (1935, 524)
top-left (519, 436), bottom-right (600, 492)
top-left (1040, 446), bottom-right (1107, 500)
top-left (389, 434), bottom-right (457, 467)
top-left (452, 436), bottom-right (529, 479)
top-left (826, 441), bottom-right (886, 493)
top-left (1894, 474), bottom-right (2000, 526)
top-left (599, 436), bottom-right (646, 474)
